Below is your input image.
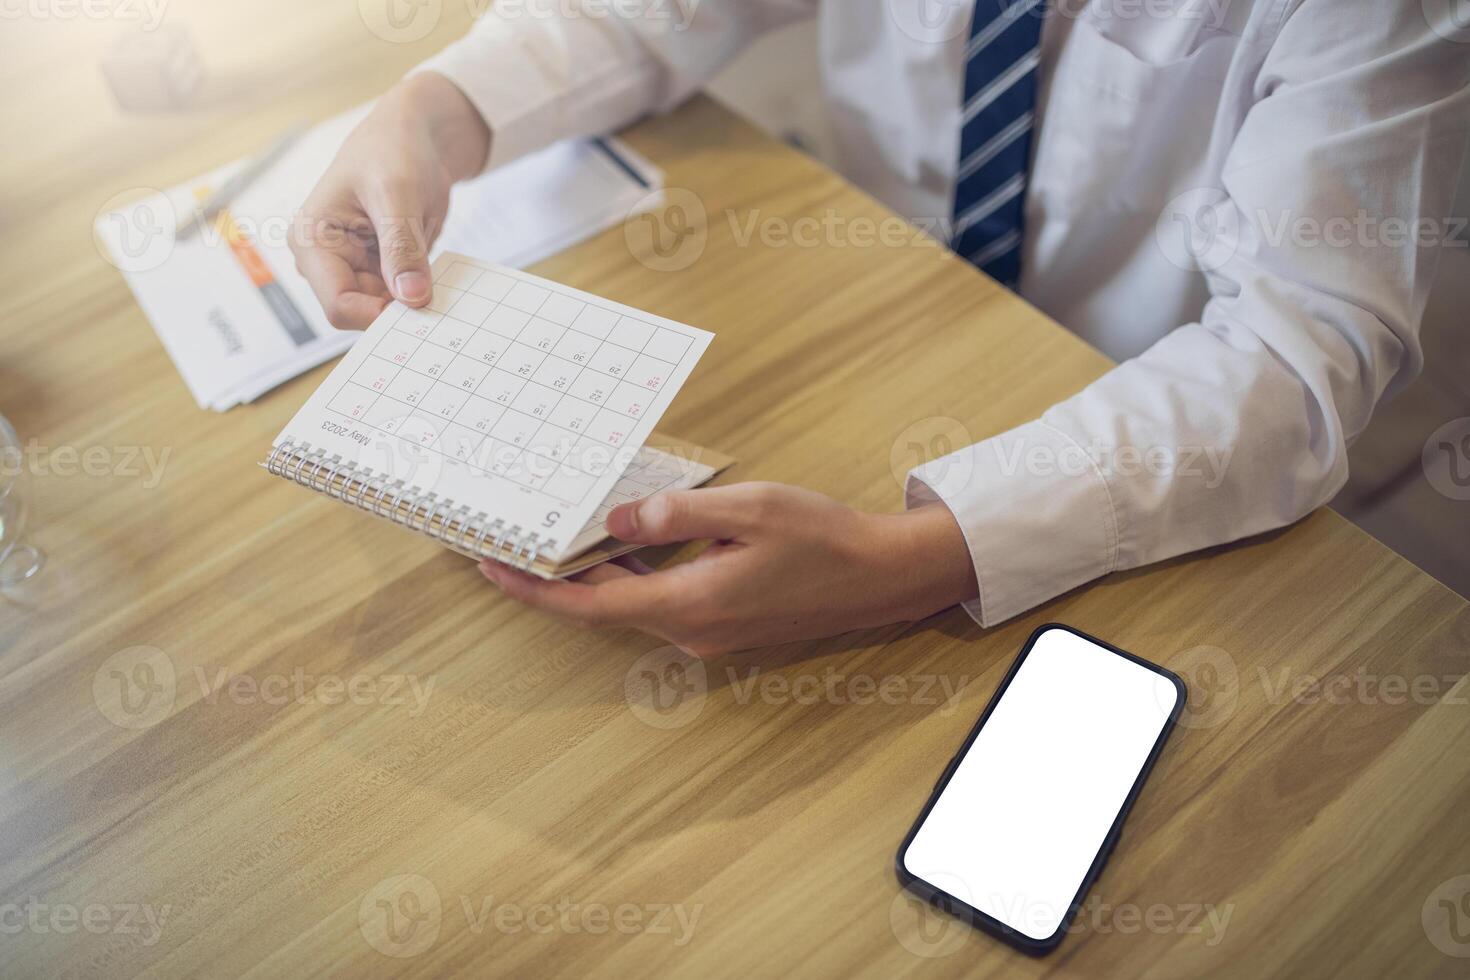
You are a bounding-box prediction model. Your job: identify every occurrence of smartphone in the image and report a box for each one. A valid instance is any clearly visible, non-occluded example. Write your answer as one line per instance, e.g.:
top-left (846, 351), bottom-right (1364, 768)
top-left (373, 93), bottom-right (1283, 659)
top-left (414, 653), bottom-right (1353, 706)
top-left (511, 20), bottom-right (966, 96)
top-left (895, 623), bottom-right (1186, 956)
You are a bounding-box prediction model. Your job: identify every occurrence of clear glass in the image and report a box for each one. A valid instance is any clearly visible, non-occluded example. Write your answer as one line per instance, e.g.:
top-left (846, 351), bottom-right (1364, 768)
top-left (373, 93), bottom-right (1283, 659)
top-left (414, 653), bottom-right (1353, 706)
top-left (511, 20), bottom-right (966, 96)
top-left (0, 414), bottom-right (44, 588)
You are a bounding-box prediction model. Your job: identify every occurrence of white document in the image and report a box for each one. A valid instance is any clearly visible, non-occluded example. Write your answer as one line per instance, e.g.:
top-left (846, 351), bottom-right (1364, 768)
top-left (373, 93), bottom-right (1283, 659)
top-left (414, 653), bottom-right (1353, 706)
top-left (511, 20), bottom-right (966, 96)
top-left (96, 105), bottom-right (662, 412)
top-left (268, 252), bottom-right (713, 566)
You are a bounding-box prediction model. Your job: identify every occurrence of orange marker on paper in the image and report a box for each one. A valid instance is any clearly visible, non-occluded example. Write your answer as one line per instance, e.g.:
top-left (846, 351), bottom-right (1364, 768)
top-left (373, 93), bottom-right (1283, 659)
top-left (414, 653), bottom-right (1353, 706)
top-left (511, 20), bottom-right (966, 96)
top-left (191, 185), bottom-right (315, 346)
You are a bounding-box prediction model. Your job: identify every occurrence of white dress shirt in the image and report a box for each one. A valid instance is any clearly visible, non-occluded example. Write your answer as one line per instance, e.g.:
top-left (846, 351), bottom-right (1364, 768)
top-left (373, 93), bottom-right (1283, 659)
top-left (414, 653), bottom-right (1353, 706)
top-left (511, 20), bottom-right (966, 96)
top-left (420, 1), bottom-right (1470, 626)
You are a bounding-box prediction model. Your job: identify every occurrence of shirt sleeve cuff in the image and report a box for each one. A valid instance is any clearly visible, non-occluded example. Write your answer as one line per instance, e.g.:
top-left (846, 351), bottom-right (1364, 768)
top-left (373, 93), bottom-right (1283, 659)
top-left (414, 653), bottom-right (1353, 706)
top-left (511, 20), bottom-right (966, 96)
top-left (413, 19), bottom-right (566, 172)
top-left (904, 419), bottom-right (1120, 628)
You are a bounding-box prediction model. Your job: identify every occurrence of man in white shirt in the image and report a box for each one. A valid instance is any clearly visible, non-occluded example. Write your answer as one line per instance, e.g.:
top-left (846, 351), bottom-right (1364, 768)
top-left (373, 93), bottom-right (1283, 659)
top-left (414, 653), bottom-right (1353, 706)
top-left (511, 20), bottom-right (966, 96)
top-left (291, 1), bottom-right (1470, 655)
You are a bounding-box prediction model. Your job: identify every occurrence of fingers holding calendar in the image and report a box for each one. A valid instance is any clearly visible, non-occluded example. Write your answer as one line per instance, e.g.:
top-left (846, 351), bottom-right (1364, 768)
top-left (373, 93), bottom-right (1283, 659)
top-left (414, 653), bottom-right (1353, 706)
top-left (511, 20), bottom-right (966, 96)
top-left (290, 242), bottom-right (391, 330)
top-left (291, 78), bottom-right (473, 327)
top-left (479, 483), bottom-right (980, 658)
top-left (265, 252), bottom-right (719, 578)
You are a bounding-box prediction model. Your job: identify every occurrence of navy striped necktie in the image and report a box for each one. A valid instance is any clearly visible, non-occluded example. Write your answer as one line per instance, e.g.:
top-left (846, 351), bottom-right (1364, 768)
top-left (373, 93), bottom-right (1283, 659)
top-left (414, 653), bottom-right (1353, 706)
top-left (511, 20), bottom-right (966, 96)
top-left (951, 0), bottom-right (1044, 288)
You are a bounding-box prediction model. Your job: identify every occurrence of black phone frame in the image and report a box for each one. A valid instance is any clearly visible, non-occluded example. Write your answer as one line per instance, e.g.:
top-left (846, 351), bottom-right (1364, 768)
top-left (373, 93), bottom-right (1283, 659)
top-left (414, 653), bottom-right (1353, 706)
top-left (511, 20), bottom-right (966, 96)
top-left (893, 622), bottom-right (1187, 956)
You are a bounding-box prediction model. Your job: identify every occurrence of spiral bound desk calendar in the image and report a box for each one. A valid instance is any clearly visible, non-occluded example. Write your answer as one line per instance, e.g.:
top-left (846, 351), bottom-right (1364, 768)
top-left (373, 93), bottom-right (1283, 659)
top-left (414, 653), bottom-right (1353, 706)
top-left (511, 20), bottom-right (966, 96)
top-left (259, 252), bottom-right (721, 579)
top-left (264, 438), bottom-right (550, 571)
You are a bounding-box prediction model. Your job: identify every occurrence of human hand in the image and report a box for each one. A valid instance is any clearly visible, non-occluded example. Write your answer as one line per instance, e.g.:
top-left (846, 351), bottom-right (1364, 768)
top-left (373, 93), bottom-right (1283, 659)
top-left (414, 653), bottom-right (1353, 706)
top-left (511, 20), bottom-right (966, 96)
top-left (478, 482), bottom-right (979, 658)
top-left (290, 72), bottom-right (490, 328)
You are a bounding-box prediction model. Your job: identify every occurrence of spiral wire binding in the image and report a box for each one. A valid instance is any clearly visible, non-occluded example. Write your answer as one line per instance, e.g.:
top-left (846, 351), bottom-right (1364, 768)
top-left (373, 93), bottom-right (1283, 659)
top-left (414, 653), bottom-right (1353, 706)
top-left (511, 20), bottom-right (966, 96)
top-left (264, 439), bottom-right (549, 572)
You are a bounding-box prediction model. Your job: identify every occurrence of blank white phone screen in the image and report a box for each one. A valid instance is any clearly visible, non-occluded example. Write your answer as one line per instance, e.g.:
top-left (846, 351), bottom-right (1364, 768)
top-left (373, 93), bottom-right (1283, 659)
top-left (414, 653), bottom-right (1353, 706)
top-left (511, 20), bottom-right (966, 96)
top-left (901, 627), bottom-right (1181, 942)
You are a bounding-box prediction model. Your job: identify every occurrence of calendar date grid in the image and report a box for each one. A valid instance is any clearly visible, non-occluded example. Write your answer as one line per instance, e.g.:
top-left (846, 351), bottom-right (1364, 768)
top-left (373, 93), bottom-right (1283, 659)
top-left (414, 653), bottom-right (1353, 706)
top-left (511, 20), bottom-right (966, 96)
top-left (317, 264), bottom-right (692, 507)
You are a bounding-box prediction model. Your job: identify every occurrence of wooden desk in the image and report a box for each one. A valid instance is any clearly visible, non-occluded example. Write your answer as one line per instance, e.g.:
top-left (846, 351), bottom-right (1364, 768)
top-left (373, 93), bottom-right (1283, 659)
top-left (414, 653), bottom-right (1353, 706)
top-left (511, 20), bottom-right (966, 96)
top-left (2, 4), bottom-right (1467, 977)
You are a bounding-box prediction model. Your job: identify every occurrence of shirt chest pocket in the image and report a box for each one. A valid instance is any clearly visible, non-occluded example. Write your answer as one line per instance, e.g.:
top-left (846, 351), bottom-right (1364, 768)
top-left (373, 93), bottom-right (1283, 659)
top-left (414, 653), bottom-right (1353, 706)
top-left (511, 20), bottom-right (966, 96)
top-left (1029, 17), bottom-right (1241, 216)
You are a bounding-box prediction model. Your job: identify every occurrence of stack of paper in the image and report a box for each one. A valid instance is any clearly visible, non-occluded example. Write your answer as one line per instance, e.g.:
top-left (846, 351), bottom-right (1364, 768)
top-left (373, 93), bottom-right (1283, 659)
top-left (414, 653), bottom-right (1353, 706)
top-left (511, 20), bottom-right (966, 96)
top-left (95, 106), bottom-right (662, 411)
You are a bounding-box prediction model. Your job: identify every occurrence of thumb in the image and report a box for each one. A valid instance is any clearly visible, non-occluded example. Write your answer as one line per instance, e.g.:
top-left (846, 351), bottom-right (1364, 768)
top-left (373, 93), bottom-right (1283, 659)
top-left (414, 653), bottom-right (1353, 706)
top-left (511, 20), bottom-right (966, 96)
top-left (607, 490), bottom-right (747, 546)
top-left (368, 201), bottom-right (432, 306)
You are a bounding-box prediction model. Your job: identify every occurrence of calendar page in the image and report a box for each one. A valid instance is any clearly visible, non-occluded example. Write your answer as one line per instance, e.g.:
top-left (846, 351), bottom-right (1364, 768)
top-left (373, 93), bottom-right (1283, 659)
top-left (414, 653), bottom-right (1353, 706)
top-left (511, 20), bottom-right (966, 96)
top-left (269, 253), bottom-right (714, 561)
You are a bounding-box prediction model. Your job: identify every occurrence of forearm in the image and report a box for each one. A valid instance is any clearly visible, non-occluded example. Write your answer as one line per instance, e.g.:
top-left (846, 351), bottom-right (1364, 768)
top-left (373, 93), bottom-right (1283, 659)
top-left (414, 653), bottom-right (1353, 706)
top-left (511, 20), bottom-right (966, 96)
top-left (869, 503), bottom-right (980, 624)
top-left (910, 0), bottom-right (1470, 628)
top-left (412, 0), bottom-right (816, 171)
top-left (386, 72), bottom-right (491, 183)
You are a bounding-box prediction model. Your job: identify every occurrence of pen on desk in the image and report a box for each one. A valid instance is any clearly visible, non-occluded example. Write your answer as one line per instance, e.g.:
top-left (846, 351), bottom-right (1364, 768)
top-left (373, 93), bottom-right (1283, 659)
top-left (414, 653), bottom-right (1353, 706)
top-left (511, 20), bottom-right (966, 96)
top-left (590, 137), bottom-right (652, 190)
top-left (189, 185), bottom-right (316, 347)
top-left (175, 124), bottom-right (305, 240)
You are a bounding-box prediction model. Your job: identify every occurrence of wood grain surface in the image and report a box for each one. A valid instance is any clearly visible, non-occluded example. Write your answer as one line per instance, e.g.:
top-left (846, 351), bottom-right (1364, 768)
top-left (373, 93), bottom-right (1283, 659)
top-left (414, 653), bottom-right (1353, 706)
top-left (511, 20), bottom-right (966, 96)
top-left (1, 3), bottom-right (1468, 977)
